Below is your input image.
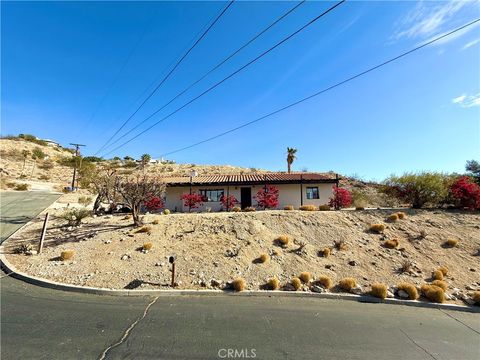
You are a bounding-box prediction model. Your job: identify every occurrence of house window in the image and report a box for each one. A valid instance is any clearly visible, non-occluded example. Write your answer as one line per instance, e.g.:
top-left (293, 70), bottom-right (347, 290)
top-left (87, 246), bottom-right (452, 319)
top-left (306, 187), bottom-right (319, 199)
top-left (199, 189), bottom-right (224, 202)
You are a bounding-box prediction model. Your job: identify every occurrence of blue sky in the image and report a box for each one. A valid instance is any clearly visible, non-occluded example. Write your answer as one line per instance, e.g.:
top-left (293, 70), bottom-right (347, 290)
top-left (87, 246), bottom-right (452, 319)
top-left (2, 0), bottom-right (479, 180)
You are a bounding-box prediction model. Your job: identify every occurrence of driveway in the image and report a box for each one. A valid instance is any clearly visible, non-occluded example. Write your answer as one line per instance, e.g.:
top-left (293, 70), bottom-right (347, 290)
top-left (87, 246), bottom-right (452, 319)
top-left (0, 191), bottom-right (61, 243)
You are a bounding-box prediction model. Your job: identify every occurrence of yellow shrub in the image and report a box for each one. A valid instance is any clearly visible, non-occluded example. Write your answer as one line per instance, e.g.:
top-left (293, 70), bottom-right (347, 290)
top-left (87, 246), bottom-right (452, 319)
top-left (320, 247), bottom-right (331, 258)
top-left (291, 277), bottom-right (302, 291)
top-left (318, 204), bottom-right (331, 211)
top-left (284, 205), bottom-right (294, 211)
top-left (338, 278), bottom-right (356, 292)
top-left (370, 283), bottom-right (388, 299)
top-left (397, 282), bottom-right (419, 300)
top-left (266, 278), bottom-right (280, 290)
top-left (445, 238), bottom-right (459, 247)
top-left (316, 275), bottom-right (333, 289)
top-left (334, 239), bottom-right (348, 251)
top-left (438, 266), bottom-right (449, 276)
top-left (396, 211), bottom-right (406, 219)
top-left (143, 242), bottom-right (153, 251)
top-left (432, 270), bottom-right (444, 281)
top-left (231, 206), bottom-right (241, 212)
top-left (60, 250), bottom-right (74, 261)
top-left (355, 206), bottom-right (365, 211)
top-left (243, 207), bottom-right (256, 212)
top-left (299, 272), bottom-right (312, 283)
top-left (258, 253), bottom-right (270, 263)
top-left (232, 278), bottom-right (246, 292)
top-left (369, 224), bottom-right (385, 233)
top-left (152, 219), bottom-right (160, 225)
top-left (163, 209), bottom-right (171, 215)
top-left (299, 205), bottom-right (317, 211)
top-left (431, 280), bottom-right (448, 291)
top-left (387, 214), bottom-right (399, 222)
top-left (384, 239), bottom-right (399, 249)
top-left (277, 235), bottom-right (290, 247)
top-left (472, 291), bottom-right (480, 305)
top-left (136, 226), bottom-right (152, 234)
top-left (421, 284), bottom-right (445, 303)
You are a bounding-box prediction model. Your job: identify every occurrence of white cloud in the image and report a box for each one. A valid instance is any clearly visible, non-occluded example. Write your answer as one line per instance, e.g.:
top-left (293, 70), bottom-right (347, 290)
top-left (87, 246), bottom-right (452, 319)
top-left (420, 20), bottom-right (480, 47)
top-left (452, 93), bottom-right (480, 107)
top-left (462, 38), bottom-right (480, 49)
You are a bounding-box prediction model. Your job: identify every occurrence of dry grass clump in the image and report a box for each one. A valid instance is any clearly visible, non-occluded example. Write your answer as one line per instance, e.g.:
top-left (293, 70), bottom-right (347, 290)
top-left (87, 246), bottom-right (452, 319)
top-left (355, 206), bottom-right (365, 211)
top-left (266, 278), bottom-right (280, 290)
top-left (123, 215), bottom-right (131, 220)
top-left (299, 205), bottom-right (317, 211)
top-left (396, 211), bottom-right (406, 219)
top-left (163, 209), bottom-right (170, 215)
top-left (384, 239), bottom-right (399, 249)
top-left (444, 238), bottom-right (459, 248)
top-left (318, 204), bottom-right (331, 211)
top-left (431, 280), bottom-right (448, 291)
top-left (142, 242), bottom-right (153, 251)
top-left (432, 269), bottom-right (444, 281)
top-left (334, 239), bottom-right (348, 251)
top-left (319, 247), bottom-right (331, 258)
top-left (316, 275), bottom-right (333, 289)
top-left (258, 253), bottom-right (270, 263)
top-left (399, 259), bottom-right (413, 273)
top-left (136, 226), bottom-right (152, 235)
top-left (421, 284), bottom-right (445, 303)
top-left (397, 283), bottom-right (419, 300)
top-left (419, 229), bottom-right (427, 239)
top-left (276, 235), bottom-right (290, 247)
top-left (370, 283), bottom-right (388, 299)
top-left (338, 278), bottom-right (356, 292)
top-left (299, 272), bottom-right (312, 283)
top-left (231, 206), bottom-right (241, 212)
top-left (232, 278), bottom-right (246, 292)
top-left (386, 213), bottom-right (399, 222)
top-left (369, 224), bottom-right (385, 234)
top-left (438, 266), bottom-right (449, 276)
top-left (242, 206), bottom-right (256, 212)
top-left (14, 183), bottom-right (29, 191)
top-left (60, 250), bottom-right (75, 261)
top-left (472, 291), bottom-right (480, 305)
top-left (291, 277), bottom-right (302, 291)
top-left (283, 205), bottom-right (294, 211)
top-left (152, 219), bottom-right (160, 225)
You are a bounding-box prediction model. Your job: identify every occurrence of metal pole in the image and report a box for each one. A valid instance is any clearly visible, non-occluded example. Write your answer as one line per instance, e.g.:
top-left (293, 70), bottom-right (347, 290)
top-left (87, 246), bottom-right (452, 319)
top-left (38, 213), bottom-right (49, 254)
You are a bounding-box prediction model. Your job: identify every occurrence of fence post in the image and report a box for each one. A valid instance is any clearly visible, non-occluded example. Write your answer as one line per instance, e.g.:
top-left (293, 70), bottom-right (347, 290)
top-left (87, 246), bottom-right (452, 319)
top-left (38, 213), bottom-right (49, 254)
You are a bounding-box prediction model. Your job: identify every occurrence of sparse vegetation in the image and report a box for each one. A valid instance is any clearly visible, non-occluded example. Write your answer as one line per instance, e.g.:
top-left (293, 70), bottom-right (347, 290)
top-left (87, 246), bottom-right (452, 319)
top-left (14, 243), bottom-right (33, 254)
top-left (136, 226), bottom-right (152, 235)
top-left (369, 224), bottom-right (385, 234)
top-left (334, 239), bottom-right (347, 251)
top-left (397, 283), bottom-right (419, 300)
top-left (316, 275), bottom-right (333, 289)
top-left (444, 238), bottom-right (459, 248)
top-left (283, 205), bottom-right (294, 211)
top-left (276, 235), bottom-right (290, 247)
top-left (60, 250), bottom-right (75, 261)
top-left (421, 284), bottom-right (445, 303)
top-left (370, 283), bottom-right (388, 299)
top-left (432, 270), bottom-right (444, 281)
top-left (266, 277), bottom-right (280, 290)
top-left (291, 277), bottom-right (302, 291)
top-left (61, 208), bottom-right (90, 226)
top-left (319, 247), bottom-right (331, 257)
top-left (78, 196), bottom-right (92, 207)
top-left (419, 229), bottom-right (428, 239)
top-left (431, 280), bottom-right (448, 291)
top-left (338, 278), bottom-right (356, 292)
top-left (231, 206), bottom-right (241, 212)
top-left (299, 205), bottom-right (317, 211)
top-left (399, 259), bottom-right (413, 273)
top-left (243, 206), bottom-right (256, 212)
top-left (258, 253), bottom-right (270, 263)
top-left (384, 239), bottom-right (399, 249)
top-left (232, 278), bottom-right (246, 292)
top-left (142, 242), bottom-right (153, 251)
top-left (299, 272), bottom-right (312, 283)
top-left (318, 204), bottom-right (331, 211)
top-left (396, 211), bottom-right (406, 219)
top-left (438, 266), bottom-right (449, 276)
top-left (386, 213), bottom-right (399, 222)
top-left (14, 183), bottom-right (29, 191)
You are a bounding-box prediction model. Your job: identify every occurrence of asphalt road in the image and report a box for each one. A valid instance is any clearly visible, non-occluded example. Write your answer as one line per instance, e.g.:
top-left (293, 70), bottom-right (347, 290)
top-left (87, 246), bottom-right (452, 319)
top-left (0, 191), bottom-right (61, 243)
top-left (1, 191), bottom-right (479, 359)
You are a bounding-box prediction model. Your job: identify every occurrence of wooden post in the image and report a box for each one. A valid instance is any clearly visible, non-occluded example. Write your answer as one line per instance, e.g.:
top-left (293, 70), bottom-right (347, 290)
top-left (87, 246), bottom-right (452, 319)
top-left (38, 213), bottom-right (49, 254)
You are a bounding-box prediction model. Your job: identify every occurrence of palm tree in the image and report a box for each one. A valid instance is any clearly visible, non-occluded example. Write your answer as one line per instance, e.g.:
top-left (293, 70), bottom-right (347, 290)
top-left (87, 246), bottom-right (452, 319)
top-left (286, 147), bottom-right (297, 174)
top-left (141, 154), bottom-right (151, 170)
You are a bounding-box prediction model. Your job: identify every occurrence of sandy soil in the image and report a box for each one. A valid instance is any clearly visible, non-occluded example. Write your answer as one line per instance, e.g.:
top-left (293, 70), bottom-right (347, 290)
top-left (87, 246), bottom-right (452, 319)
top-left (4, 196), bottom-right (479, 305)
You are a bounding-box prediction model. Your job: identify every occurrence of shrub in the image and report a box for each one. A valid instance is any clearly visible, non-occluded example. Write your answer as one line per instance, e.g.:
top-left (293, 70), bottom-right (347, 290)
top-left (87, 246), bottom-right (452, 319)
top-left (32, 147), bottom-right (46, 160)
top-left (370, 283), bottom-right (388, 299)
top-left (78, 196), bottom-right (92, 207)
top-left (399, 260), bottom-right (413, 273)
top-left (180, 193), bottom-right (204, 210)
top-left (472, 291), bottom-right (480, 305)
top-left (152, 219), bottom-right (160, 225)
top-left (382, 172), bottom-right (449, 208)
top-left (421, 284), bottom-right (445, 303)
top-left (144, 194), bottom-right (164, 211)
top-left (276, 235), bottom-right (289, 247)
top-left (384, 239), bottom-right (399, 249)
top-left (318, 204), bottom-right (331, 211)
top-left (386, 214), bottom-right (399, 222)
top-left (449, 176), bottom-right (480, 210)
top-left (444, 238), bottom-right (459, 247)
top-left (61, 208), bottom-right (90, 226)
top-left (431, 280), bottom-right (448, 291)
top-left (243, 206), bottom-right (256, 212)
top-left (355, 206), bottom-right (365, 211)
top-left (396, 211), bottom-right (407, 219)
top-left (299, 205), bottom-right (317, 211)
top-left (163, 209), bottom-right (170, 215)
top-left (39, 160), bottom-right (54, 170)
top-left (329, 187), bottom-right (352, 209)
top-left (60, 250), bottom-right (75, 261)
top-left (14, 243), bottom-right (33, 254)
top-left (255, 185), bottom-right (279, 209)
top-left (258, 253), bottom-right (270, 263)
top-left (232, 278), bottom-right (246, 292)
top-left (338, 278), bottom-right (356, 292)
top-left (231, 206), bottom-right (241, 212)
top-left (220, 194), bottom-right (238, 211)
top-left (319, 247), bottom-right (331, 257)
top-left (316, 275), bottom-right (333, 289)
top-left (14, 183), bottom-right (29, 191)
top-left (284, 205), bottom-right (294, 211)
top-left (419, 229), bottom-right (428, 239)
top-left (438, 266), bottom-right (449, 276)
top-left (299, 272), bottom-right (312, 283)
top-left (142, 242), bottom-right (153, 251)
top-left (136, 226), bottom-right (152, 235)
top-left (397, 282), bottom-right (419, 300)
top-left (291, 277), bottom-right (302, 291)
top-left (266, 278), bottom-right (280, 290)
top-left (369, 224), bottom-right (385, 233)
top-left (334, 239), bottom-right (347, 251)
top-left (432, 270), bottom-right (444, 281)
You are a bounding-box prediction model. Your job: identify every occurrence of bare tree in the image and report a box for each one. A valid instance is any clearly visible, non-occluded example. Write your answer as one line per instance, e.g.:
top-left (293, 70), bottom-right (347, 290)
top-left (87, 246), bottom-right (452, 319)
top-left (80, 165), bottom-right (119, 214)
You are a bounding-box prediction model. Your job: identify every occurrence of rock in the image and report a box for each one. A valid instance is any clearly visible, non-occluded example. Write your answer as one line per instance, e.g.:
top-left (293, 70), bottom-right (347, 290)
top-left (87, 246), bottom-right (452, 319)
top-left (325, 264), bottom-right (334, 269)
top-left (464, 297), bottom-right (476, 306)
top-left (104, 240), bottom-right (112, 244)
top-left (387, 290), bottom-right (395, 298)
top-left (350, 285), bottom-right (362, 295)
top-left (466, 285), bottom-right (476, 291)
top-left (213, 261), bottom-right (219, 267)
top-left (189, 269), bottom-right (196, 275)
top-left (128, 234), bottom-right (134, 237)
top-left (446, 293), bottom-right (456, 301)
top-left (121, 254), bottom-right (130, 260)
top-left (26, 250), bottom-right (38, 256)
top-left (155, 262), bottom-right (164, 267)
top-left (211, 278), bottom-right (222, 287)
top-left (397, 289), bottom-right (409, 299)
top-left (348, 260), bottom-right (358, 266)
top-left (311, 285), bottom-right (326, 293)
top-left (470, 268), bottom-right (476, 272)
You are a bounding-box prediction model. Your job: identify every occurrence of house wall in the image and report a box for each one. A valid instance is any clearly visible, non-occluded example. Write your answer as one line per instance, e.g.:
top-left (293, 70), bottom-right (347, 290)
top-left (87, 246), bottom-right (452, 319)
top-left (164, 183), bottom-right (335, 212)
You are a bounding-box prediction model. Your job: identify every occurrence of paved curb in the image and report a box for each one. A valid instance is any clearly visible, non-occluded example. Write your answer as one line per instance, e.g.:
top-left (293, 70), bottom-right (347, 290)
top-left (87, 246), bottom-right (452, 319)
top-left (1, 251), bottom-right (478, 313)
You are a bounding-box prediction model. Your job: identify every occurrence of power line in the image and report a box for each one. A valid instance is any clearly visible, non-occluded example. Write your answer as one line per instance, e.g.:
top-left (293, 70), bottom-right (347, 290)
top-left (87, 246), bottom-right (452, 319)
top-left (158, 17), bottom-right (480, 157)
top-left (100, 0), bottom-right (346, 157)
top-left (101, 1), bottom-right (306, 151)
top-left (95, 0), bottom-right (235, 155)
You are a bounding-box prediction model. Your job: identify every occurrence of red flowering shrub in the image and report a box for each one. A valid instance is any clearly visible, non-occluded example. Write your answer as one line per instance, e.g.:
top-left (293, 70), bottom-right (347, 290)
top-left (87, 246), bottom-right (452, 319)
top-left (144, 193), bottom-right (164, 211)
top-left (329, 187), bottom-right (352, 209)
top-left (220, 194), bottom-right (238, 211)
top-left (255, 186), bottom-right (279, 209)
top-left (180, 193), bottom-right (204, 211)
top-left (449, 176), bottom-right (480, 210)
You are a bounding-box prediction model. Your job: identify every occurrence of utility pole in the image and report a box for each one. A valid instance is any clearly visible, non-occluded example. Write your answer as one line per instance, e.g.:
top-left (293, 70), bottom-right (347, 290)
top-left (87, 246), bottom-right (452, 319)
top-left (70, 143), bottom-right (85, 191)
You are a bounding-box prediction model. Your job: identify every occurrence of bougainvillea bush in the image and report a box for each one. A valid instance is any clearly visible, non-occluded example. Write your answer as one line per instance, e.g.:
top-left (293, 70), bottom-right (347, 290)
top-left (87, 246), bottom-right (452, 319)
top-left (220, 194), bottom-right (238, 211)
top-left (329, 187), bottom-right (352, 209)
top-left (255, 185), bottom-right (279, 209)
top-left (144, 193), bottom-right (164, 211)
top-left (449, 176), bottom-right (480, 210)
top-left (180, 193), bottom-right (204, 211)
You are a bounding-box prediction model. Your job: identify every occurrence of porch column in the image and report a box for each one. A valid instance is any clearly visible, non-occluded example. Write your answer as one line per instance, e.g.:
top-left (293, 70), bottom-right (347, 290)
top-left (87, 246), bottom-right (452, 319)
top-left (300, 174), bottom-right (303, 206)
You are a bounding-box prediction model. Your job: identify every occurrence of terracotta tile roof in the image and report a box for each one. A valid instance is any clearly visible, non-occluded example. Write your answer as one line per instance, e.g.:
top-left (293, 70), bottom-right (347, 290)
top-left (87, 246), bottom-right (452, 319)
top-left (162, 172), bottom-right (337, 186)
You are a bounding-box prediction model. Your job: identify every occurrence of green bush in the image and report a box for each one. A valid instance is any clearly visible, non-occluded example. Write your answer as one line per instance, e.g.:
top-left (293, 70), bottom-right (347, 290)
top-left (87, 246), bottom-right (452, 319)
top-left (61, 208), bottom-right (90, 226)
top-left (32, 147), bottom-right (46, 160)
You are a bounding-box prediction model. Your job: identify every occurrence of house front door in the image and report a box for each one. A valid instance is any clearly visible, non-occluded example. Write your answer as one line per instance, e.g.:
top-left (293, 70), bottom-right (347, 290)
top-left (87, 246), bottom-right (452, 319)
top-left (240, 187), bottom-right (252, 209)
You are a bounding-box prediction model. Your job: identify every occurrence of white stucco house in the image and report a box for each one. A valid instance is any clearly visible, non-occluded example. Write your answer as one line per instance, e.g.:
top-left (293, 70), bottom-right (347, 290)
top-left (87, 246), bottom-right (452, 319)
top-left (162, 172), bottom-right (339, 212)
